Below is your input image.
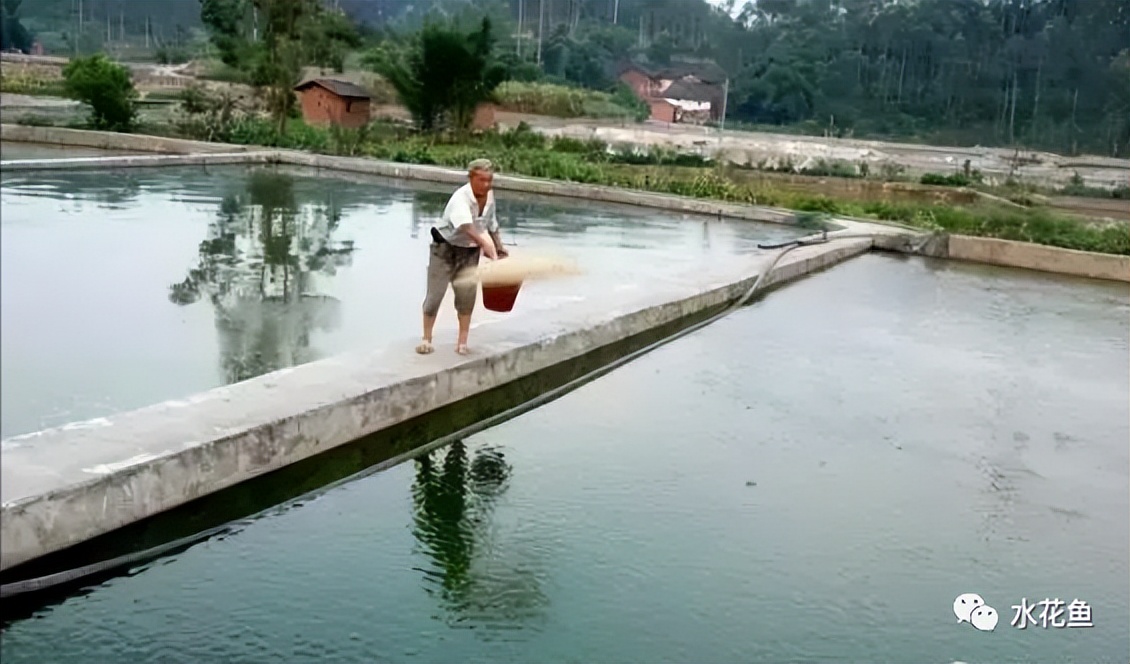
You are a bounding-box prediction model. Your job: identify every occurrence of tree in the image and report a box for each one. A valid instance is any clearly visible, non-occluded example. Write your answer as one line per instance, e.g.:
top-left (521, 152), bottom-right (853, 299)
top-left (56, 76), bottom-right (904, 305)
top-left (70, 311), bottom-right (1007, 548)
top-left (62, 54), bottom-right (137, 131)
top-left (199, 0), bottom-right (360, 133)
top-left (0, 0), bottom-right (34, 53)
top-left (719, 0), bottom-right (1130, 155)
top-left (303, 8), bottom-right (363, 72)
top-left (367, 18), bottom-right (507, 133)
top-left (1105, 50), bottom-right (1130, 157)
top-left (184, 0), bottom-right (1130, 156)
top-left (169, 170), bottom-right (355, 383)
top-left (200, 0), bottom-right (252, 68)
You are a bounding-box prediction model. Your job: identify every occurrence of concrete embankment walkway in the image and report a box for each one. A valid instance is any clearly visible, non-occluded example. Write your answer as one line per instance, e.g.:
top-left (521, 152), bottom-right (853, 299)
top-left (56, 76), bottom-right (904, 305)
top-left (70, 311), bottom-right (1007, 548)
top-left (0, 239), bottom-right (870, 573)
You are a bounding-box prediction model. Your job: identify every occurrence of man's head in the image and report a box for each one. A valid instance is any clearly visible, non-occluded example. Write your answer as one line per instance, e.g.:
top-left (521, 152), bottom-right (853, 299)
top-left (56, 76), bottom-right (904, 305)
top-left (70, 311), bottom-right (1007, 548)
top-left (467, 158), bottom-right (494, 198)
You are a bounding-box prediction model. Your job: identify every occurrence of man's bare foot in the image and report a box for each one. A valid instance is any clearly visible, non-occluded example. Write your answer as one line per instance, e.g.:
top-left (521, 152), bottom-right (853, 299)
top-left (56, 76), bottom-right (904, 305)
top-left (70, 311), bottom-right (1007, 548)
top-left (415, 340), bottom-right (434, 355)
top-left (455, 343), bottom-right (471, 356)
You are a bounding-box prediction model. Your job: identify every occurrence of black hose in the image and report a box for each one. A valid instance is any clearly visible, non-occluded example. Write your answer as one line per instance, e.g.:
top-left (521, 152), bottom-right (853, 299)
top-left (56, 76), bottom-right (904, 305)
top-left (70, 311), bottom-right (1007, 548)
top-left (0, 231), bottom-right (880, 600)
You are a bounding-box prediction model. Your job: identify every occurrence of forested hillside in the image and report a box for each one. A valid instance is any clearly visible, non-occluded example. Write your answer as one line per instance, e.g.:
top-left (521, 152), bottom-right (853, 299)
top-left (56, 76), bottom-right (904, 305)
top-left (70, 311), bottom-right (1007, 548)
top-left (346, 0), bottom-right (1130, 156)
top-left (17, 0), bottom-right (203, 40)
top-left (6, 0), bottom-right (1128, 156)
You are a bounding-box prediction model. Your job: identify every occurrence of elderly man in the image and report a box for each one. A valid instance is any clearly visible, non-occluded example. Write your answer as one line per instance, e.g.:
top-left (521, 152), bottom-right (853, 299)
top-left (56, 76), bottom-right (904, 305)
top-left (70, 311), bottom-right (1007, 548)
top-left (417, 159), bottom-right (508, 356)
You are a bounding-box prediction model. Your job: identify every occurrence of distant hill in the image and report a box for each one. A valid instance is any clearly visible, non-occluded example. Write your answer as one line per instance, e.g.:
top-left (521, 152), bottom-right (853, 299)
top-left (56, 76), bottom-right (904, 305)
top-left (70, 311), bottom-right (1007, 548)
top-left (23, 0), bottom-right (204, 35)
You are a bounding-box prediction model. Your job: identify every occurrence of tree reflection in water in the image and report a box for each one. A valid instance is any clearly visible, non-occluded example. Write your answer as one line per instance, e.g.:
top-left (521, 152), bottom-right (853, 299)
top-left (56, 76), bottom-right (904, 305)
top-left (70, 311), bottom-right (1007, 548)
top-left (411, 441), bottom-right (549, 636)
top-left (410, 190), bottom-right (450, 239)
top-left (168, 169), bottom-right (356, 384)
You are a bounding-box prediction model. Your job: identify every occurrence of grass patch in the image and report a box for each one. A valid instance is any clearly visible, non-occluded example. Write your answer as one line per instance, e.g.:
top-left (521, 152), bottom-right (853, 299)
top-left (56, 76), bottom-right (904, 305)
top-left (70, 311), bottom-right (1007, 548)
top-left (1058, 172), bottom-right (1130, 200)
top-left (921, 172), bottom-right (976, 187)
top-left (0, 71), bottom-right (67, 97)
top-left (13, 114), bottom-right (56, 127)
top-left (196, 60), bottom-right (252, 85)
top-left (491, 81), bottom-right (648, 121)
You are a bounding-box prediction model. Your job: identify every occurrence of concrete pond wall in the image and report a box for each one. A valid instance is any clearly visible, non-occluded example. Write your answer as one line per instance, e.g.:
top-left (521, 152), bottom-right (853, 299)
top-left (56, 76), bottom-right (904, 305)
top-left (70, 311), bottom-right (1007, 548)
top-left (0, 239), bottom-right (870, 574)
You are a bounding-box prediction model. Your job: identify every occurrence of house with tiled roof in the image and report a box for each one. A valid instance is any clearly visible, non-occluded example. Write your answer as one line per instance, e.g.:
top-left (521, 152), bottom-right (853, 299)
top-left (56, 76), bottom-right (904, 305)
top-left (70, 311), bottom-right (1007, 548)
top-left (616, 58), bottom-right (727, 124)
top-left (293, 78), bottom-right (373, 129)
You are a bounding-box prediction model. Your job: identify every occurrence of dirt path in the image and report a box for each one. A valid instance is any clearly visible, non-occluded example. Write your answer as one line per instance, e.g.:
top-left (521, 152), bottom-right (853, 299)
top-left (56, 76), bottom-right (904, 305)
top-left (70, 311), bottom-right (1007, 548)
top-left (1047, 196), bottom-right (1130, 223)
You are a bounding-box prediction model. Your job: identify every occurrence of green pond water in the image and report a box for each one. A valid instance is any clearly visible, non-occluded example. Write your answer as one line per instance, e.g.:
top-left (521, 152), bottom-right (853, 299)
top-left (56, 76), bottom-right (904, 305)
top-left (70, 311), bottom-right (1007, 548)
top-left (0, 253), bottom-right (1125, 663)
top-left (0, 164), bottom-right (799, 438)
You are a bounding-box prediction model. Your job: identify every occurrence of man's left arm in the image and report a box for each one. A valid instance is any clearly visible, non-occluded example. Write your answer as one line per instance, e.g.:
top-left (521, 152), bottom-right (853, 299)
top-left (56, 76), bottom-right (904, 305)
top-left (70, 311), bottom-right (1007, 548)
top-left (488, 204), bottom-right (507, 257)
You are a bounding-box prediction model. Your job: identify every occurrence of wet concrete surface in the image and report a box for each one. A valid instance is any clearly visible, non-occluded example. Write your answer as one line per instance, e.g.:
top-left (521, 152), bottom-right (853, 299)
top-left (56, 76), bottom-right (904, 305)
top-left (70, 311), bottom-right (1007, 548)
top-left (0, 164), bottom-right (802, 438)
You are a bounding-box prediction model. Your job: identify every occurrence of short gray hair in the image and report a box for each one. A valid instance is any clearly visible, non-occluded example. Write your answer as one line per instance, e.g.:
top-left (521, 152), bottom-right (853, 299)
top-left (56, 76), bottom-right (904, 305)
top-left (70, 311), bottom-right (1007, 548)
top-left (467, 158), bottom-right (494, 175)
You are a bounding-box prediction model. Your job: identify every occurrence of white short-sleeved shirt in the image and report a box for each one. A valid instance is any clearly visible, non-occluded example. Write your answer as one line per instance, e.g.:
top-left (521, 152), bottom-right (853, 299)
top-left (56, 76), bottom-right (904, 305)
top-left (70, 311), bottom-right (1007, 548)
top-left (434, 183), bottom-right (498, 248)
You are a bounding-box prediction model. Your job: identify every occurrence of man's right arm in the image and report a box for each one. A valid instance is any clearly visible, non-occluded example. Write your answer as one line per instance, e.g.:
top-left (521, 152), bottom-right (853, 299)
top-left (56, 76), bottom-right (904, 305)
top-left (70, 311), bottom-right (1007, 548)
top-left (451, 204), bottom-right (497, 259)
top-left (467, 227), bottom-right (498, 260)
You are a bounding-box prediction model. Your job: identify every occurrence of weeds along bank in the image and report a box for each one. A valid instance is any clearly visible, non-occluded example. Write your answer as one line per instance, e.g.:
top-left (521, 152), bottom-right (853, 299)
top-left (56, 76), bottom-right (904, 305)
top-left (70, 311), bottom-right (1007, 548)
top-left (136, 112), bottom-right (1126, 257)
top-left (8, 93), bottom-right (1125, 256)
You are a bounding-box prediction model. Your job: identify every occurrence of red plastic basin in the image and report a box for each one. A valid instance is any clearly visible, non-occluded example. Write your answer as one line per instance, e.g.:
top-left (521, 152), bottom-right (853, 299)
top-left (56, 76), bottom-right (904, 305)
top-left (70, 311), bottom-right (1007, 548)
top-left (482, 282), bottom-right (522, 312)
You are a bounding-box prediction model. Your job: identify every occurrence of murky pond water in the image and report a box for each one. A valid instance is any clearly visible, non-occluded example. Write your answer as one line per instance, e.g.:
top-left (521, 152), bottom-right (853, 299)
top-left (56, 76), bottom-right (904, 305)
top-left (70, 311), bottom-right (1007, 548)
top-left (0, 165), bottom-right (799, 438)
top-left (1, 254), bottom-right (1125, 663)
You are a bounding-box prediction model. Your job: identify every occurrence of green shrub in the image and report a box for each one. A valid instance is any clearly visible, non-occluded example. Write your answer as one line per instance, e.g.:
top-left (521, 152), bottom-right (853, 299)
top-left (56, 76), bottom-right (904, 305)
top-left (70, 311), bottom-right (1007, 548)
top-left (226, 117), bottom-right (286, 147)
top-left (606, 145), bottom-right (710, 168)
top-left (609, 83), bottom-right (651, 122)
top-left (1059, 172), bottom-right (1130, 199)
top-left (793, 195), bottom-right (841, 214)
top-left (155, 47), bottom-right (191, 65)
top-left (492, 81), bottom-right (641, 120)
top-left (550, 136), bottom-right (609, 161)
top-left (920, 172), bottom-right (973, 187)
top-left (801, 159), bottom-right (859, 178)
top-left (61, 54), bottom-right (138, 131)
top-left (481, 122), bottom-right (547, 150)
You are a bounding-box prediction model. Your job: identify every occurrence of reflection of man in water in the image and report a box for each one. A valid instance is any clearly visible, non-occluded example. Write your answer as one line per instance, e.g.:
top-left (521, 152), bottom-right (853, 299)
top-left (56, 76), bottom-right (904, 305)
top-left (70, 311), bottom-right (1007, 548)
top-left (412, 442), bottom-right (512, 599)
top-left (417, 159), bottom-right (509, 356)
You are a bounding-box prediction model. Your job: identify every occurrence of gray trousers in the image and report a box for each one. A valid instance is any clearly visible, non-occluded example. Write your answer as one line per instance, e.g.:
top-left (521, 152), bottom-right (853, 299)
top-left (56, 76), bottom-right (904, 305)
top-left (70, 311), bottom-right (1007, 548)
top-left (423, 239), bottom-right (481, 317)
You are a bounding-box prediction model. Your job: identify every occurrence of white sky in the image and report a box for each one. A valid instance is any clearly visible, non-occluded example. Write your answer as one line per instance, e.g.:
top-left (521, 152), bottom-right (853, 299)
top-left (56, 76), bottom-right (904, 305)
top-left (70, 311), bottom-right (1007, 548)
top-left (704, 0), bottom-right (745, 19)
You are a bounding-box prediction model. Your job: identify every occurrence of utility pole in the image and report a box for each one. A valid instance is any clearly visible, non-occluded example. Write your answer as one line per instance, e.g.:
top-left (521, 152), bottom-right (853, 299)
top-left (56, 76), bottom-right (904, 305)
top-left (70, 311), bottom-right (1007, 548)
top-left (536, 0), bottom-right (545, 66)
top-left (78, 0), bottom-right (84, 34)
top-left (613, 0), bottom-right (618, 24)
top-left (517, 0), bottom-right (524, 57)
top-left (719, 77), bottom-right (729, 132)
top-left (145, 16), bottom-right (150, 48)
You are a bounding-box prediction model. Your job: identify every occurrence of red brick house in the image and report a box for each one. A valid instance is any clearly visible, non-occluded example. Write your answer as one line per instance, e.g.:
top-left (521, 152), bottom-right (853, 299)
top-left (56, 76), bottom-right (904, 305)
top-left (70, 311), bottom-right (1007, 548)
top-left (617, 60), bottom-right (727, 125)
top-left (293, 78), bottom-right (372, 129)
